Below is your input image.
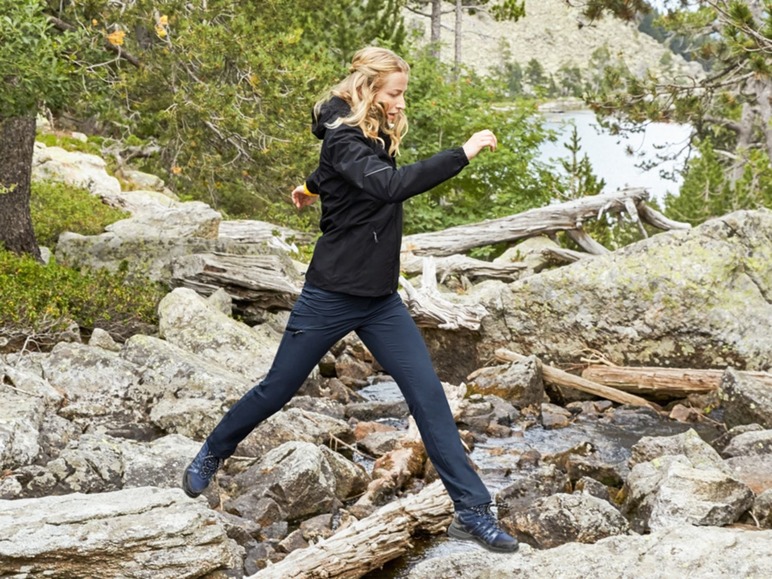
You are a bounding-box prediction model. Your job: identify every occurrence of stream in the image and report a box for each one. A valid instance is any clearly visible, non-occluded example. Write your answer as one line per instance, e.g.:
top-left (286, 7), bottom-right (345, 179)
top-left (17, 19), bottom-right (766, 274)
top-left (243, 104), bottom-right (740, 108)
top-left (354, 380), bottom-right (723, 578)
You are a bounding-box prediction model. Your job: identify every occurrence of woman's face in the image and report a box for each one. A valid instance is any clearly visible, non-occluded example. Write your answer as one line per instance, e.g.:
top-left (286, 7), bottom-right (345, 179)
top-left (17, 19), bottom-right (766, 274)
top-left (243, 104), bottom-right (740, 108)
top-left (374, 71), bottom-right (408, 125)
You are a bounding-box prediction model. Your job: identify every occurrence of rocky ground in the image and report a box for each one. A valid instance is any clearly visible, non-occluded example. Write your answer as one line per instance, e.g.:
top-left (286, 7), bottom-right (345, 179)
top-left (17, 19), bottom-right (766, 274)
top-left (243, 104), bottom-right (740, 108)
top-left (1, 140), bottom-right (771, 578)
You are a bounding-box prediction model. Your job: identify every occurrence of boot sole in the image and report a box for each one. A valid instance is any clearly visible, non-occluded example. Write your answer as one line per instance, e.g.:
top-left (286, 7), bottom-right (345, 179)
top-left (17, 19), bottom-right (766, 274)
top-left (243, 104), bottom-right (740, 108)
top-left (181, 469), bottom-right (202, 498)
top-left (448, 520), bottom-right (519, 553)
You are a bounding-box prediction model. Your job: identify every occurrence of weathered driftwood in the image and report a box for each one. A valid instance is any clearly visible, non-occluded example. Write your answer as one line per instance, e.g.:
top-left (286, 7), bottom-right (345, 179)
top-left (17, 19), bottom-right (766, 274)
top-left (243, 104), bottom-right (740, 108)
top-left (248, 480), bottom-right (453, 579)
top-left (566, 229), bottom-right (610, 255)
top-left (401, 252), bottom-right (527, 282)
top-left (401, 189), bottom-right (690, 257)
top-left (399, 258), bottom-right (488, 331)
top-left (494, 349), bottom-right (658, 409)
top-left (541, 246), bottom-right (592, 265)
top-left (582, 365), bottom-right (772, 400)
top-left (171, 252), bottom-right (302, 311)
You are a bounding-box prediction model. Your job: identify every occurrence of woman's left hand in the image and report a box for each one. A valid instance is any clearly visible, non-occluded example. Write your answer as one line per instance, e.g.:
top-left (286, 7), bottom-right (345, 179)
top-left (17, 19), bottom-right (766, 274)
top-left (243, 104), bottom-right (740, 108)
top-left (291, 185), bottom-right (318, 209)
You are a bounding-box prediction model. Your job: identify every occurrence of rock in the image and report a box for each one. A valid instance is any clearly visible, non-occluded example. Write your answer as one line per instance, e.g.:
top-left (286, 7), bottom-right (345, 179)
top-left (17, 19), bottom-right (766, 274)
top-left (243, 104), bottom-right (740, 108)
top-left (458, 394), bottom-right (519, 434)
top-left (0, 487), bottom-right (242, 578)
top-left (158, 288), bottom-right (281, 382)
top-left (510, 493), bottom-right (629, 548)
top-left (345, 400), bottom-right (410, 422)
top-left (621, 454), bottom-right (754, 532)
top-left (466, 357), bottom-right (545, 409)
top-left (497, 464), bottom-right (572, 519)
top-left (88, 327), bottom-right (122, 351)
top-left (226, 442), bottom-right (369, 522)
top-left (32, 142), bottom-right (121, 197)
top-left (719, 368), bottom-right (772, 428)
top-left (0, 364), bottom-right (63, 471)
top-left (629, 428), bottom-right (727, 471)
top-left (238, 408), bottom-right (354, 460)
top-left (574, 476), bottom-right (611, 501)
top-left (467, 210), bottom-right (772, 371)
top-left (724, 454), bottom-right (772, 495)
top-left (334, 352), bottom-right (373, 387)
top-left (41, 343), bottom-right (147, 436)
top-left (721, 429), bottom-right (772, 458)
top-left (286, 395), bottom-right (346, 421)
top-left (107, 200), bottom-right (221, 240)
top-left (358, 430), bottom-right (404, 457)
top-left (408, 525), bottom-right (772, 579)
top-left (116, 167), bottom-right (169, 192)
top-left (541, 402), bottom-right (572, 429)
top-left (751, 489), bottom-right (772, 528)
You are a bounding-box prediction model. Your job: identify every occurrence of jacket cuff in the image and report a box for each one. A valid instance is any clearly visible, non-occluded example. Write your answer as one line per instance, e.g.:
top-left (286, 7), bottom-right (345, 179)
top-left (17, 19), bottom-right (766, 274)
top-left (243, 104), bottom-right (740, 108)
top-left (302, 182), bottom-right (319, 196)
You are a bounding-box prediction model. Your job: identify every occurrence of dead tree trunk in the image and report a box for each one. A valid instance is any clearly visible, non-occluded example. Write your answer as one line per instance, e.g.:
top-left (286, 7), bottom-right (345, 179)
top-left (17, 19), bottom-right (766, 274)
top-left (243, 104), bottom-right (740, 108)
top-left (248, 481), bottom-right (452, 579)
top-left (0, 116), bottom-right (41, 259)
top-left (582, 365), bottom-right (772, 400)
top-left (402, 188), bottom-right (689, 257)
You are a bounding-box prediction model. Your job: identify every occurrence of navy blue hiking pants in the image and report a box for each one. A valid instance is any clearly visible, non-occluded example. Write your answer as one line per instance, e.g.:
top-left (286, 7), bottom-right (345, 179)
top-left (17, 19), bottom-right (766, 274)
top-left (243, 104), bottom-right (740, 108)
top-left (205, 283), bottom-right (491, 511)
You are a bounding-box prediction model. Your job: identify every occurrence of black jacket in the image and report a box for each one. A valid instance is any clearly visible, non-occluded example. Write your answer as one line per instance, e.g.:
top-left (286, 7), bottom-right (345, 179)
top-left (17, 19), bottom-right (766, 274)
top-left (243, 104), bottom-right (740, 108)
top-left (304, 96), bottom-right (469, 296)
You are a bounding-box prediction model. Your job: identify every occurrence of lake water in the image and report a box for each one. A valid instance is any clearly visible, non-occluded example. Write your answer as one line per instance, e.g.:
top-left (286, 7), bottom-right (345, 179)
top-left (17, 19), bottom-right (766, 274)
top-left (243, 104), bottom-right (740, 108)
top-left (538, 110), bottom-right (692, 203)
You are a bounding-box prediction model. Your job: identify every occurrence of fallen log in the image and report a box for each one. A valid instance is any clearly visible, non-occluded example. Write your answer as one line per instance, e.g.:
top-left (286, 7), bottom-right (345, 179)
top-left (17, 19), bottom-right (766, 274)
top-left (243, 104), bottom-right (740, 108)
top-left (581, 365), bottom-right (772, 400)
top-left (402, 189), bottom-right (689, 257)
top-left (494, 349), bottom-right (658, 410)
top-left (401, 252), bottom-right (526, 282)
top-left (399, 258), bottom-right (488, 331)
top-left (248, 480), bottom-right (453, 579)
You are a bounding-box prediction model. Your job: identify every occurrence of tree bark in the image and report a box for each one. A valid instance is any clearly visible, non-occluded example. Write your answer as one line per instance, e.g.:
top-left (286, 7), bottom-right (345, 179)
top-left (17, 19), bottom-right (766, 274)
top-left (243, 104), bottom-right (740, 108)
top-left (247, 480), bottom-right (452, 579)
top-left (402, 188), bottom-right (688, 257)
top-left (0, 116), bottom-right (41, 259)
top-left (582, 364), bottom-right (772, 400)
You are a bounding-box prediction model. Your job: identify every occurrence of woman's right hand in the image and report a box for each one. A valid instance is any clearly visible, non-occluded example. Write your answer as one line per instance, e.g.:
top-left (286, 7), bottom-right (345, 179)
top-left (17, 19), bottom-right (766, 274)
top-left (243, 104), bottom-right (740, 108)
top-left (462, 129), bottom-right (498, 160)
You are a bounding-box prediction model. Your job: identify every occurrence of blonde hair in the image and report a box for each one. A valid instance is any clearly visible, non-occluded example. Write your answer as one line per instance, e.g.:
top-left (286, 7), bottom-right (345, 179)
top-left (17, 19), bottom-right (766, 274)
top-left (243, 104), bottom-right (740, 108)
top-left (315, 46), bottom-right (409, 156)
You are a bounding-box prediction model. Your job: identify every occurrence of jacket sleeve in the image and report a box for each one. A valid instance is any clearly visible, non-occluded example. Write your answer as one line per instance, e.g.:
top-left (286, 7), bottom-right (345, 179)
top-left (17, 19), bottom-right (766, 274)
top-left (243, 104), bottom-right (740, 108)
top-left (326, 125), bottom-right (470, 203)
top-left (305, 168), bottom-right (320, 195)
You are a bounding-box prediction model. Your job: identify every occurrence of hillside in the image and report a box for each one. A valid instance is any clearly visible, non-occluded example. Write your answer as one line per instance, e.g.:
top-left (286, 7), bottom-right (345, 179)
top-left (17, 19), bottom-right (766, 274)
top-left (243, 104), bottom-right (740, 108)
top-left (404, 0), bottom-right (703, 80)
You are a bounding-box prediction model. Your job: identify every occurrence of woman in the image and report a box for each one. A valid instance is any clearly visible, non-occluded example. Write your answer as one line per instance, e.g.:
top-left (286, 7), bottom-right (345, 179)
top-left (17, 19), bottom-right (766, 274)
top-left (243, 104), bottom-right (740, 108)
top-left (183, 46), bottom-right (518, 553)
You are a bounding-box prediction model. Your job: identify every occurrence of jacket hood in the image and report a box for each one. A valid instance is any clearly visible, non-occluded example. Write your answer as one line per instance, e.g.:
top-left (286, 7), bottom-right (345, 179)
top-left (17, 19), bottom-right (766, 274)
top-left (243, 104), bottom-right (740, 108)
top-left (312, 96), bottom-right (351, 140)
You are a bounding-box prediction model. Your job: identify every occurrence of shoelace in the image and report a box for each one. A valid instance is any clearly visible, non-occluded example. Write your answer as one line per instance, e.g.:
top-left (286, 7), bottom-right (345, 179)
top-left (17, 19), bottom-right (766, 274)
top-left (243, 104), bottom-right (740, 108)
top-left (195, 454), bottom-right (222, 478)
top-left (464, 504), bottom-right (506, 542)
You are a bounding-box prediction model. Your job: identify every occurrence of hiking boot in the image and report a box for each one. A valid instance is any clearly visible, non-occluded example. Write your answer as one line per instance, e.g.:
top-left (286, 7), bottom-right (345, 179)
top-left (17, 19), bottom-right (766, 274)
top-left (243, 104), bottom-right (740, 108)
top-left (448, 503), bottom-right (519, 553)
top-left (182, 441), bottom-right (223, 498)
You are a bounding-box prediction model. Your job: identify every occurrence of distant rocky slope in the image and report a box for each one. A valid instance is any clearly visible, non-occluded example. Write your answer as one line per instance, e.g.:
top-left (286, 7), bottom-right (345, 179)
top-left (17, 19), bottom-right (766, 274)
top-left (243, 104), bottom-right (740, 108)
top-left (405, 0), bottom-right (703, 79)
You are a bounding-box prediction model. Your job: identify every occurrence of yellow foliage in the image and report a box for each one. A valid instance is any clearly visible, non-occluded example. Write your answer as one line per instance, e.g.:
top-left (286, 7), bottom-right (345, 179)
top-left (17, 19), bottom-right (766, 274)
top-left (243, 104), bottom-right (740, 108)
top-left (159, 15), bottom-right (169, 26)
top-left (155, 25), bottom-right (167, 38)
top-left (106, 30), bottom-right (126, 47)
top-left (171, 165), bottom-right (182, 175)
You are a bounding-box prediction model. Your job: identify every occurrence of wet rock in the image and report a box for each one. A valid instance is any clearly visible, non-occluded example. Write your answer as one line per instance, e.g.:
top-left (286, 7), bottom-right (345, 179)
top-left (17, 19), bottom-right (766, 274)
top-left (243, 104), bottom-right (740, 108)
top-left (719, 368), bottom-right (772, 429)
top-left (566, 400), bottom-right (613, 416)
top-left (498, 464), bottom-right (572, 519)
top-left (345, 400), bottom-right (409, 422)
top-left (564, 453), bottom-right (624, 487)
top-left (458, 394), bottom-right (518, 434)
top-left (621, 454), bottom-right (754, 533)
top-left (0, 487), bottom-right (243, 578)
top-left (227, 441), bottom-right (369, 521)
top-left (720, 429), bottom-right (772, 458)
top-left (510, 493), bottom-right (629, 548)
top-left (408, 525), bottom-right (772, 579)
top-left (358, 430), bottom-right (404, 457)
top-left (541, 402), bottom-right (572, 429)
top-left (158, 288), bottom-right (282, 383)
top-left (466, 357), bottom-right (545, 408)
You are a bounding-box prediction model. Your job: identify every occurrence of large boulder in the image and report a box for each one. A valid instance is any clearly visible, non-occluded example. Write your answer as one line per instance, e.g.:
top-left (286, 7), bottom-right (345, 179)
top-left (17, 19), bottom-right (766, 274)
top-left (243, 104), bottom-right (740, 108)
top-left (452, 210), bottom-right (772, 375)
top-left (226, 441), bottom-right (369, 522)
top-left (407, 525), bottom-right (772, 579)
top-left (0, 487), bottom-right (242, 578)
top-left (32, 142), bottom-right (121, 197)
top-left (158, 288), bottom-right (282, 382)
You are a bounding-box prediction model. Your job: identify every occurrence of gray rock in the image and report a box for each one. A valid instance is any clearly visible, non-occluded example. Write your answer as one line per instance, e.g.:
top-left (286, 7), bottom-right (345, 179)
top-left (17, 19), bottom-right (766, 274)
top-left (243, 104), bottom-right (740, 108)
top-left (87, 327), bottom-right (122, 351)
top-left (719, 368), bottom-right (772, 429)
top-left (751, 489), bottom-right (772, 528)
top-left (32, 142), bottom-right (121, 196)
top-left (510, 492), bottom-right (629, 548)
top-left (497, 464), bottom-right (572, 518)
top-left (629, 428), bottom-right (727, 472)
top-left (158, 288), bottom-right (281, 382)
top-left (724, 453), bottom-right (772, 496)
top-left (409, 525), bottom-right (772, 579)
top-left (721, 429), bottom-right (772, 458)
top-left (227, 441), bottom-right (369, 522)
top-left (0, 487), bottom-right (242, 578)
top-left (466, 357), bottom-right (545, 409)
top-left (622, 454), bottom-right (754, 532)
